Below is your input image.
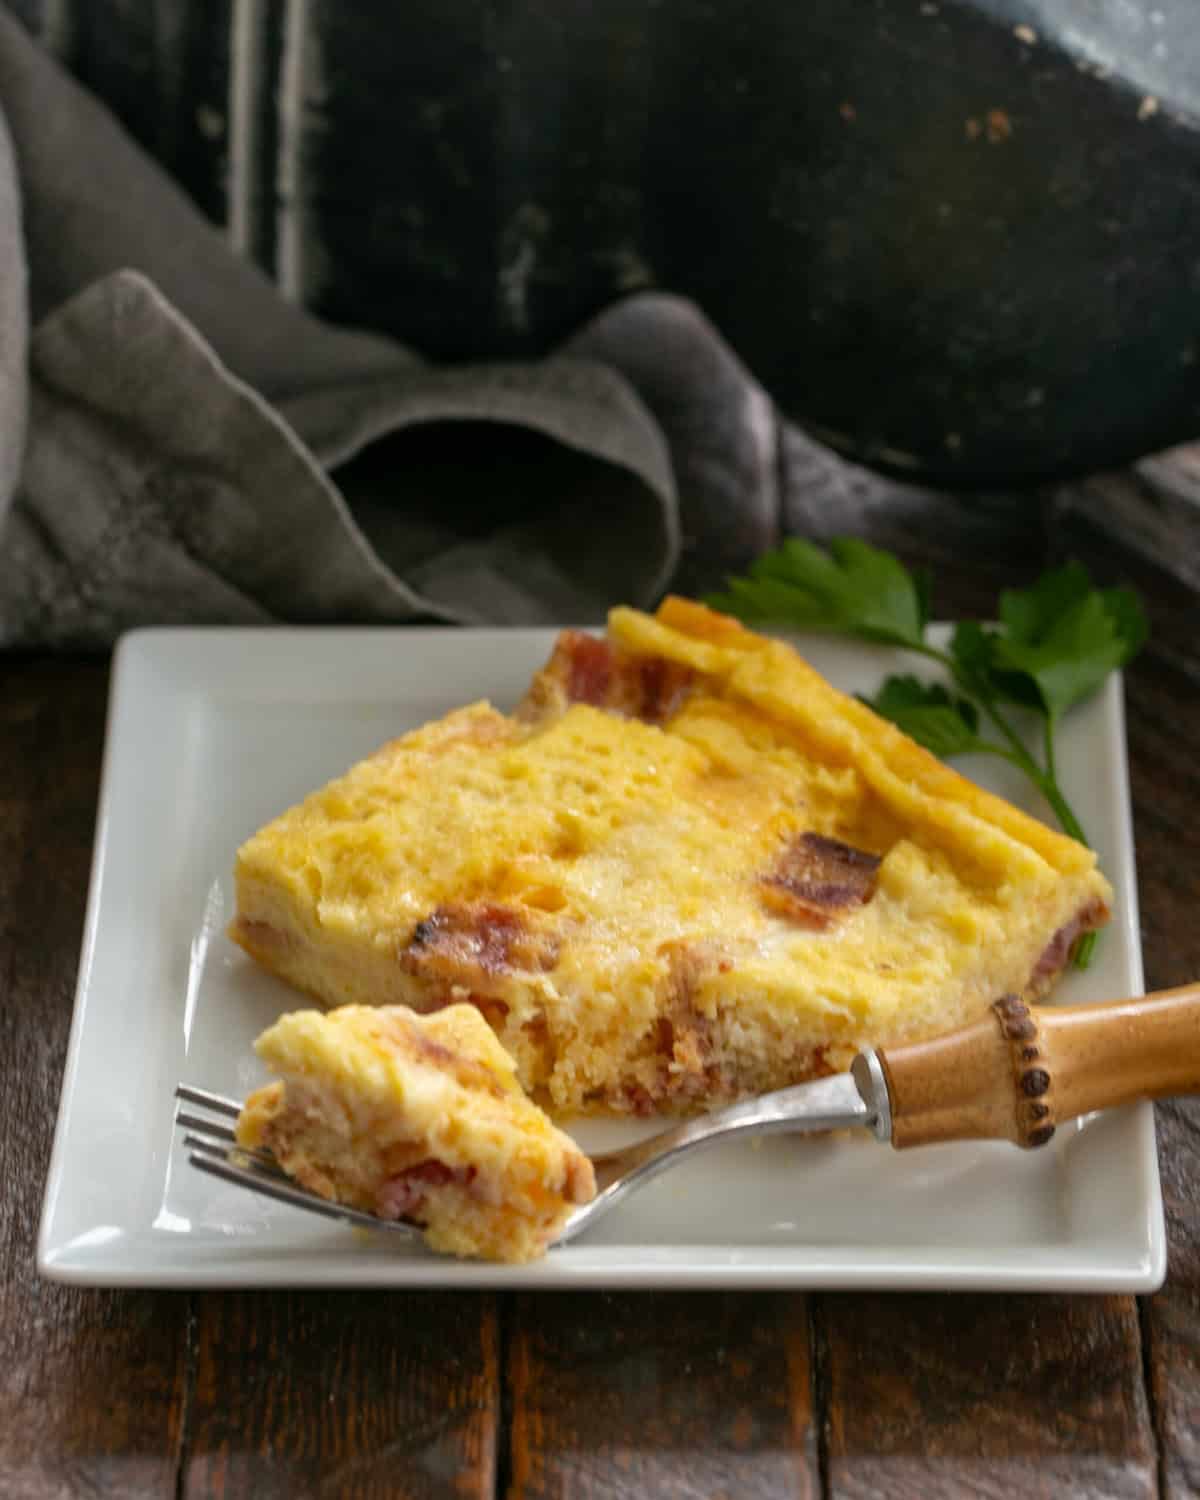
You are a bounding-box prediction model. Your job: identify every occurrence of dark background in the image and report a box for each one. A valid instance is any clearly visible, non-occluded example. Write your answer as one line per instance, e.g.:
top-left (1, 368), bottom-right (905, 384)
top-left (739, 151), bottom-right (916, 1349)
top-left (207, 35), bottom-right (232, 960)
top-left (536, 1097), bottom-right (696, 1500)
top-left (10, 0), bottom-right (1200, 487)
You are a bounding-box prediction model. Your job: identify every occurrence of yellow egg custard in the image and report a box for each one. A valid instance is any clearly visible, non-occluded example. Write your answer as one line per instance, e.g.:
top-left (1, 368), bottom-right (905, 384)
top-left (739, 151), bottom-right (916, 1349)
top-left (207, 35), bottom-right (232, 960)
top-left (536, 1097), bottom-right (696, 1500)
top-left (231, 597), bottom-right (1111, 1116)
top-left (236, 1003), bottom-right (595, 1263)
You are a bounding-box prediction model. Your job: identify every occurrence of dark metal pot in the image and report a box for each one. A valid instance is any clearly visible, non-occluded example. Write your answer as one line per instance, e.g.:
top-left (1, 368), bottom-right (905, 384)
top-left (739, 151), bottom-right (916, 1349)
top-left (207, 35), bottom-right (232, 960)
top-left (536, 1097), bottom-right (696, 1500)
top-left (27, 0), bottom-right (1200, 484)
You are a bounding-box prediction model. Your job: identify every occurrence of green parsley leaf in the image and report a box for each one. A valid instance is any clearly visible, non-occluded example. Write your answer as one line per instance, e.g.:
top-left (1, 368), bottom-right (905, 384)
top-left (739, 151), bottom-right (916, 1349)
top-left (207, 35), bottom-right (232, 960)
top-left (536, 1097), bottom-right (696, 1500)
top-left (999, 560), bottom-right (1094, 644)
top-left (993, 594), bottom-right (1127, 723)
top-left (865, 676), bottom-right (987, 759)
top-left (707, 537), bottom-right (928, 649)
top-left (967, 565), bottom-right (1149, 724)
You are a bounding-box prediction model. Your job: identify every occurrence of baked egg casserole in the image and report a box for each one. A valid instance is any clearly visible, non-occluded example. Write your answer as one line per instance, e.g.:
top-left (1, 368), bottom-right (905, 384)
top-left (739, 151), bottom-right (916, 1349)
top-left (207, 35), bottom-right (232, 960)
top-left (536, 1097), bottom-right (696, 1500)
top-left (231, 597), bottom-right (1111, 1116)
top-left (236, 1003), bottom-right (595, 1263)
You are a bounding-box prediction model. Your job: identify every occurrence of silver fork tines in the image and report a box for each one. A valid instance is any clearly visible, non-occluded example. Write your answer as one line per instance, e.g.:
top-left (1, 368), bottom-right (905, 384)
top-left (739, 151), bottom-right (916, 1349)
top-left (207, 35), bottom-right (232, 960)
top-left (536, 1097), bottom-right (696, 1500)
top-left (172, 1083), bottom-right (419, 1239)
top-left (176, 1083), bottom-right (241, 1118)
top-left (174, 1067), bottom-right (883, 1251)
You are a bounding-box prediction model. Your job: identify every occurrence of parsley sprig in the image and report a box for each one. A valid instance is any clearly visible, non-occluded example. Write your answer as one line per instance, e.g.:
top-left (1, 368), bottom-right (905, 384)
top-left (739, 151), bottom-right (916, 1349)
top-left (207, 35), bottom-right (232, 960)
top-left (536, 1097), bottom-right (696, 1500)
top-left (708, 540), bottom-right (1148, 968)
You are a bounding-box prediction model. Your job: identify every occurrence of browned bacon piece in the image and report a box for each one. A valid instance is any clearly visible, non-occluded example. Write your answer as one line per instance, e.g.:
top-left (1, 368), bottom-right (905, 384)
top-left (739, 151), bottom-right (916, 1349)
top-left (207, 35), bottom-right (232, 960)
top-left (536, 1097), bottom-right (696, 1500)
top-left (400, 902), bottom-right (560, 985)
top-left (376, 1160), bottom-right (478, 1222)
top-left (651, 940), bottom-right (720, 1101)
top-left (562, 631), bottom-right (615, 706)
top-left (1030, 896), bottom-right (1111, 989)
top-left (520, 629), bottom-right (695, 725)
top-left (759, 832), bottom-right (882, 928)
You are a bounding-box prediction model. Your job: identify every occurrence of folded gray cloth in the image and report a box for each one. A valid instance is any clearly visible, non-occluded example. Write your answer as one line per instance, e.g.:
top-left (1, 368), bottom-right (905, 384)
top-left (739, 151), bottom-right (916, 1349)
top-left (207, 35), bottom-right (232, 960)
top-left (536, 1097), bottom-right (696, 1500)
top-left (0, 8), bottom-right (780, 645)
top-left (4, 8), bottom-right (1196, 649)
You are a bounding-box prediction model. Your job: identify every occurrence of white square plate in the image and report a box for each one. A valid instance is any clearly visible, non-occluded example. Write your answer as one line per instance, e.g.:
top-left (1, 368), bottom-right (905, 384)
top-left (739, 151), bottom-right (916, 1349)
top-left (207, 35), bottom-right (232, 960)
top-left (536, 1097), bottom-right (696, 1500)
top-left (38, 626), bottom-right (1164, 1289)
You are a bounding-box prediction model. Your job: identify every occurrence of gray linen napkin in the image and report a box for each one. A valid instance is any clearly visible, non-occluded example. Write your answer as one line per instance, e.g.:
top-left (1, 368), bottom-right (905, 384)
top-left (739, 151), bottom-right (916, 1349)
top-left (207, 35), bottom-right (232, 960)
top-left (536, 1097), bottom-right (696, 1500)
top-left (0, 8), bottom-right (781, 646)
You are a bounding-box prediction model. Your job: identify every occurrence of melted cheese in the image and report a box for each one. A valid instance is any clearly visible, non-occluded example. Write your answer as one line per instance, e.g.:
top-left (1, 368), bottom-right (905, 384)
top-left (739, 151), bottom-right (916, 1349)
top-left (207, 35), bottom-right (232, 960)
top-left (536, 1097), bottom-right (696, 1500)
top-left (232, 598), bottom-right (1113, 1115)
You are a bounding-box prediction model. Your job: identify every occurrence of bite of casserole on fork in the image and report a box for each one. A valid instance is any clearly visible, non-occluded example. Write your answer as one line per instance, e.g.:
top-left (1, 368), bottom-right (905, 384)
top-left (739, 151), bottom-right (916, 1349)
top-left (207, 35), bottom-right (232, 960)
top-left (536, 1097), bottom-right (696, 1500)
top-left (235, 1003), bottom-right (595, 1263)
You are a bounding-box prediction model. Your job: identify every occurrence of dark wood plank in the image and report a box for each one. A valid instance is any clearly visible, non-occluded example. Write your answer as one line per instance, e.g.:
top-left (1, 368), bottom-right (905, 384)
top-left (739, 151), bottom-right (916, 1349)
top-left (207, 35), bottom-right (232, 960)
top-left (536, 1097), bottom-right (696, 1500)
top-left (0, 656), bottom-right (189, 1498)
top-left (182, 1290), bottom-right (499, 1500)
top-left (0, 653), bottom-right (501, 1498)
top-left (6, 465), bottom-right (1193, 1500)
top-left (1055, 480), bottom-right (1200, 1500)
top-left (1148, 1099), bottom-right (1200, 1500)
top-left (507, 1291), bottom-right (817, 1500)
top-left (821, 1293), bottom-right (1155, 1499)
top-left (787, 472), bottom-right (1173, 1500)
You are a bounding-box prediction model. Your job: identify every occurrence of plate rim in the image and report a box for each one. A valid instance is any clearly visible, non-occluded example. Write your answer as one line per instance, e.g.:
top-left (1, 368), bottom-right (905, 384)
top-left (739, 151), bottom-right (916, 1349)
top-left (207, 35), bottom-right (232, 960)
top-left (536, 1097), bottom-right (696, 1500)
top-left (37, 624), bottom-right (1165, 1292)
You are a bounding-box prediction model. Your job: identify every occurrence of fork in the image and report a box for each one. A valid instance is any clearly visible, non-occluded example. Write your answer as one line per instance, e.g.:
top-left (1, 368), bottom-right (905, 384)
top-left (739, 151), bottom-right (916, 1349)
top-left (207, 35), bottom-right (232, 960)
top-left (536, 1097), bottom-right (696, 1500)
top-left (175, 1067), bottom-right (877, 1248)
top-left (176, 983), bottom-right (1200, 1249)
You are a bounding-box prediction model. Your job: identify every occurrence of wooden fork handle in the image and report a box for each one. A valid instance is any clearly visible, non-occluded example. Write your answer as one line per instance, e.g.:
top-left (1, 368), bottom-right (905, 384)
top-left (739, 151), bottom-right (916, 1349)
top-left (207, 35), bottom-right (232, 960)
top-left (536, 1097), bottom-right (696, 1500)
top-left (875, 983), bottom-right (1200, 1150)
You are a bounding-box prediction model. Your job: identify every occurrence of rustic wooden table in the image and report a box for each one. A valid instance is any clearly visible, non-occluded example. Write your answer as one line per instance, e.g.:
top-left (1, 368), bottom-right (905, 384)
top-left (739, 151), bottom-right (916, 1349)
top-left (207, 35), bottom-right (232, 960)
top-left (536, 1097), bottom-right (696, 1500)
top-left (3, 483), bottom-right (1198, 1498)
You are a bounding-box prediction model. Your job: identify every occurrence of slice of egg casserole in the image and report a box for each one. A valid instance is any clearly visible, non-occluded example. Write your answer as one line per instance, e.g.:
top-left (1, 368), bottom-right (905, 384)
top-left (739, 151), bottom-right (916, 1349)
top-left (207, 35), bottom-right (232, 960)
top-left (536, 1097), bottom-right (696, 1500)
top-left (231, 597), bottom-right (1111, 1116)
top-left (236, 1003), bottom-right (595, 1262)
